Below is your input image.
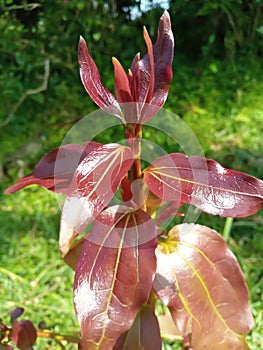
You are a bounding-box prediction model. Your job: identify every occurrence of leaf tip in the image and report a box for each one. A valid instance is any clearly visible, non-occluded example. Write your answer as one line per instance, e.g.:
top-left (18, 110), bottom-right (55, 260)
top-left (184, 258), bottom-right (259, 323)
top-left (162, 9), bottom-right (171, 21)
top-left (78, 36), bottom-right (88, 55)
top-left (79, 35), bottom-right (85, 42)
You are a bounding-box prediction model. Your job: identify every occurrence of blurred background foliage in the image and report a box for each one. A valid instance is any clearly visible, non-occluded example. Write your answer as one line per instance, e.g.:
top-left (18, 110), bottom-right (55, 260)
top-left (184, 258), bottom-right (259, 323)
top-left (0, 0), bottom-right (262, 349)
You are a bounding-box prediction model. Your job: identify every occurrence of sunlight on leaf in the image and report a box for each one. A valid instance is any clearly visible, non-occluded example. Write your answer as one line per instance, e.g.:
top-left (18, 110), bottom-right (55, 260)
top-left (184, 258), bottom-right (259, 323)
top-left (74, 207), bottom-right (157, 349)
top-left (153, 224), bottom-right (254, 349)
top-left (61, 144), bottom-right (134, 237)
top-left (144, 153), bottom-right (263, 217)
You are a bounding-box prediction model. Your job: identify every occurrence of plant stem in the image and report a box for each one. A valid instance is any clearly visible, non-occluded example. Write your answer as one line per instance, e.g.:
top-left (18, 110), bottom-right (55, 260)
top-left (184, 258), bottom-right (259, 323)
top-left (126, 123), bottom-right (142, 181)
top-left (0, 328), bottom-right (80, 346)
top-left (222, 217), bottom-right (233, 242)
top-left (36, 330), bottom-right (80, 344)
top-left (148, 289), bottom-right (156, 312)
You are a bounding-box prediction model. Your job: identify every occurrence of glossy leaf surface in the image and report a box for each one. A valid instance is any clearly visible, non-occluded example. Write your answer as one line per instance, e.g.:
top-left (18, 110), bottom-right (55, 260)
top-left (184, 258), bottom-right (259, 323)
top-left (74, 207), bottom-right (157, 349)
top-left (79, 36), bottom-right (123, 120)
top-left (140, 10), bottom-right (174, 123)
top-left (114, 305), bottom-right (162, 350)
top-left (61, 143), bottom-right (134, 236)
top-left (144, 153), bottom-right (263, 217)
top-left (112, 11), bottom-right (173, 123)
top-left (4, 142), bottom-right (101, 195)
top-left (153, 224), bottom-right (254, 350)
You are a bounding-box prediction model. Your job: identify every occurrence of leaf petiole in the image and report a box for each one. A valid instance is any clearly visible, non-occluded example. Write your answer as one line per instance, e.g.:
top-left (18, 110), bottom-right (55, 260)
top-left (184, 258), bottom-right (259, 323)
top-left (222, 217), bottom-right (234, 242)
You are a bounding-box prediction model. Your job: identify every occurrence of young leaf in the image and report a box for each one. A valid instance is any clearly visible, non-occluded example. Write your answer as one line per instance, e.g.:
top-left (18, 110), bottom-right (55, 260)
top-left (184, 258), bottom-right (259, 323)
top-left (111, 11), bottom-right (174, 123)
top-left (114, 305), bottom-right (162, 350)
top-left (74, 207), bottom-right (157, 349)
top-left (79, 36), bottom-right (123, 121)
top-left (61, 144), bottom-right (134, 236)
top-left (140, 10), bottom-right (174, 123)
top-left (153, 224), bottom-right (254, 350)
top-left (10, 308), bottom-right (24, 323)
top-left (4, 142), bottom-right (101, 195)
top-left (112, 57), bottom-right (132, 104)
top-left (144, 153), bottom-right (263, 217)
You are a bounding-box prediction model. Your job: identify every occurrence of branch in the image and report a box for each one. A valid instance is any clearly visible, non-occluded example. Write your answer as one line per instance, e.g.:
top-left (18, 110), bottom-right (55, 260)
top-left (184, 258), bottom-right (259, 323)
top-left (0, 59), bottom-right (50, 127)
top-left (0, 327), bottom-right (80, 347)
top-left (1, 3), bottom-right (41, 11)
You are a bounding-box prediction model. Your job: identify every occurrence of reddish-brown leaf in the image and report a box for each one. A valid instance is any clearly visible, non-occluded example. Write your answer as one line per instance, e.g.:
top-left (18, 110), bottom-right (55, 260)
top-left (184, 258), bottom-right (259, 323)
top-left (114, 305), bottom-right (162, 350)
top-left (129, 35), bottom-right (151, 110)
top-left (4, 142), bottom-right (101, 195)
top-left (79, 36), bottom-right (123, 120)
top-left (153, 224), bottom-right (254, 349)
top-left (74, 207), bottom-right (157, 349)
top-left (140, 10), bottom-right (174, 123)
top-left (10, 308), bottom-right (24, 323)
top-left (118, 11), bottom-right (174, 123)
top-left (10, 320), bottom-right (37, 350)
top-left (112, 57), bottom-right (132, 104)
top-left (61, 144), bottom-right (134, 236)
top-left (156, 201), bottom-right (184, 226)
top-left (144, 153), bottom-right (263, 217)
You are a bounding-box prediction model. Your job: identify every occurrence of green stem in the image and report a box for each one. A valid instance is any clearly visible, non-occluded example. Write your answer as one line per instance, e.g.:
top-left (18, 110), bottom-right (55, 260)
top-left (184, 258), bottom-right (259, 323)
top-left (222, 217), bottom-right (233, 242)
top-left (147, 289), bottom-right (156, 312)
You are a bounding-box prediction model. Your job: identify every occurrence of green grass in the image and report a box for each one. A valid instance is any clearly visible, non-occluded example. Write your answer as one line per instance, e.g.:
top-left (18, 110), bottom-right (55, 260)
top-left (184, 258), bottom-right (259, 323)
top-left (0, 187), bottom-right (79, 349)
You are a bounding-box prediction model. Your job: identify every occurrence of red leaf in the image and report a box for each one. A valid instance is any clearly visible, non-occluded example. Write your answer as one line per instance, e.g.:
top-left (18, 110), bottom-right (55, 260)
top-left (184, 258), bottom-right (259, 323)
top-left (143, 27), bottom-right (155, 104)
top-left (112, 57), bottom-right (132, 104)
top-left (4, 174), bottom-right (57, 195)
top-left (121, 175), bottom-right (133, 202)
top-left (129, 39), bottom-right (151, 109)
top-left (10, 320), bottom-right (37, 350)
top-left (112, 58), bottom-right (137, 123)
top-left (111, 11), bottom-right (174, 123)
top-left (156, 201), bottom-right (184, 226)
top-left (114, 305), bottom-right (162, 350)
top-left (144, 153), bottom-right (263, 217)
top-left (61, 143), bottom-right (134, 236)
top-left (78, 36), bottom-right (123, 120)
top-left (74, 207), bottom-right (157, 349)
top-left (4, 142), bottom-right (101, 195)
top-left (10, 308), bottom-right (24, 323)
top-left (151, 11), bottom-right (174, 105)
top-left (140, 10), bottom-right (174, 123)
top-left (153, 224), bottom-right (254, 349)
